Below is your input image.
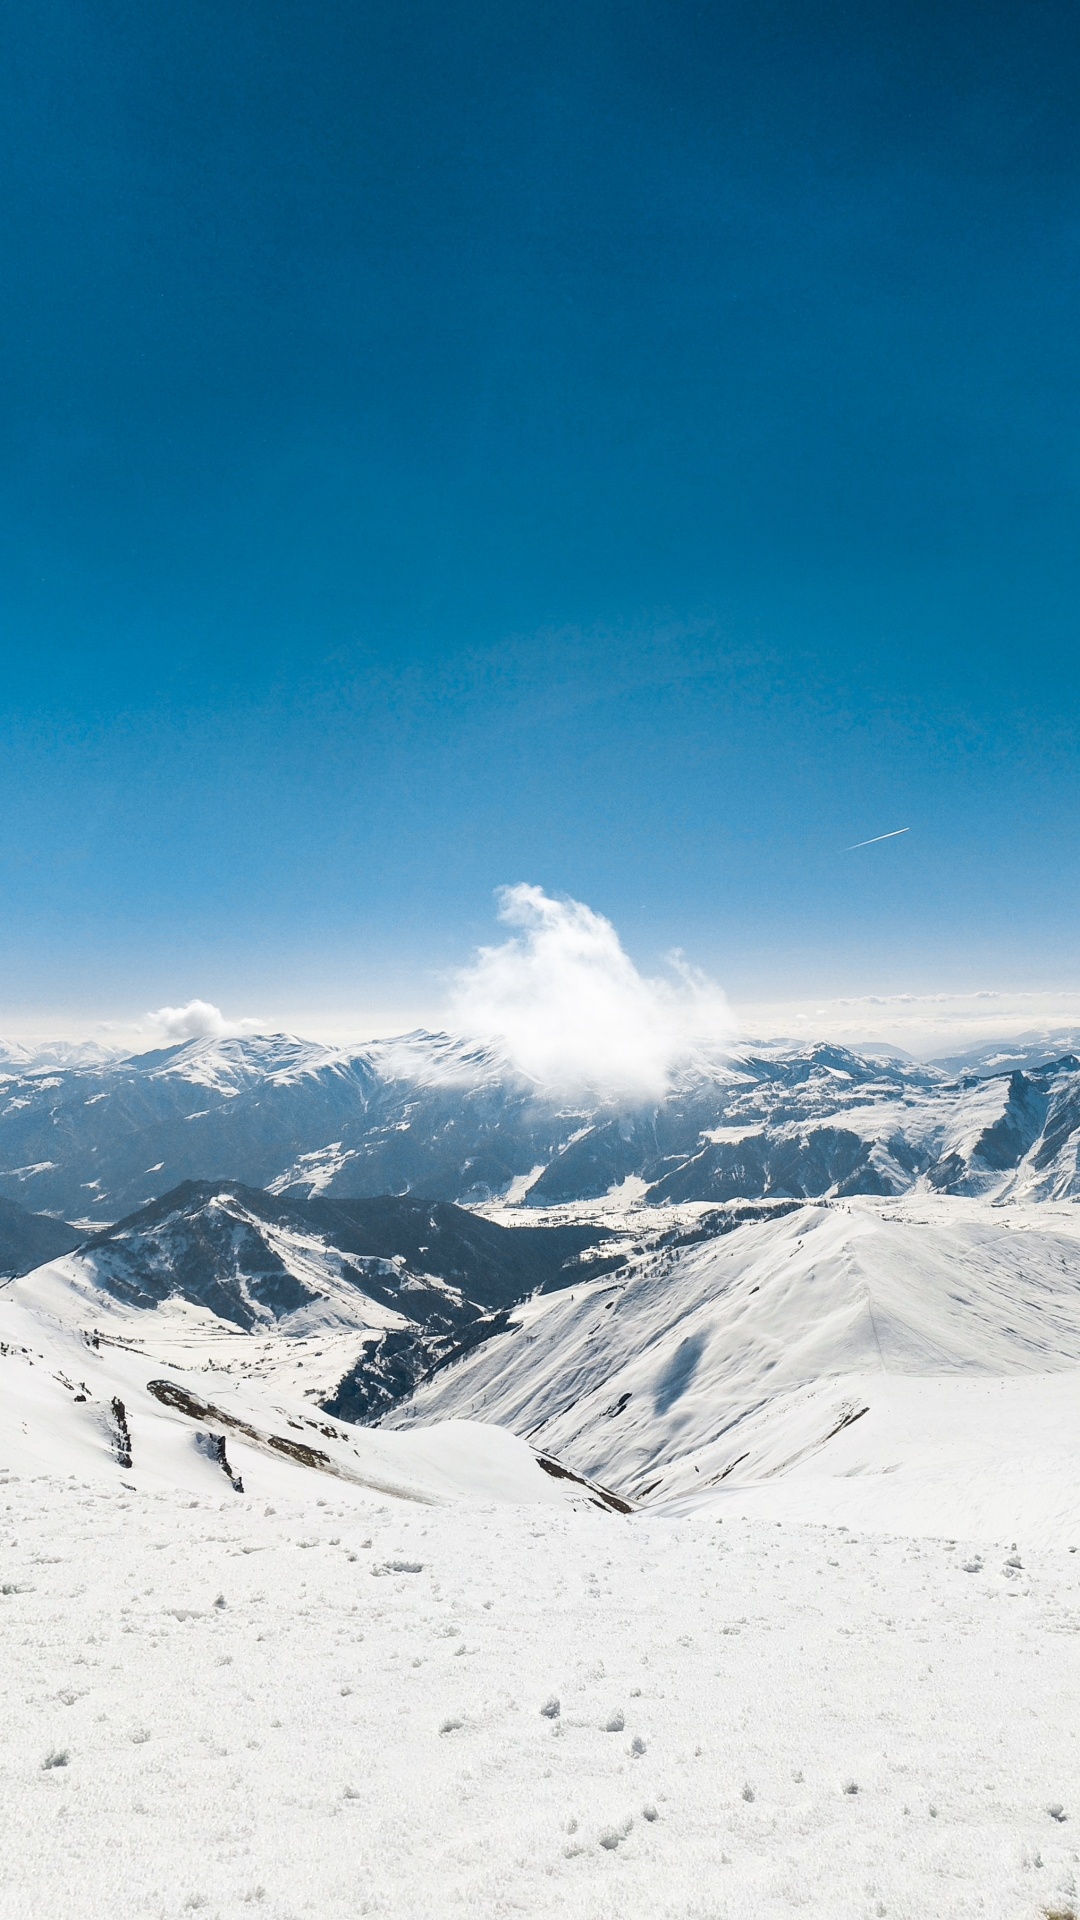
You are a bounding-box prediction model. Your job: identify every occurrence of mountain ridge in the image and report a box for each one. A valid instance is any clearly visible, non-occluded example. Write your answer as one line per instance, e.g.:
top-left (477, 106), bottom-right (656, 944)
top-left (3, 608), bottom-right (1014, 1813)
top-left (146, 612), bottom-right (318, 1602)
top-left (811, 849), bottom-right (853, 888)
top-left (3, 1029), bottom-right (1080, 1221)
top-left (49, 1177), bottom-right (614, 1420)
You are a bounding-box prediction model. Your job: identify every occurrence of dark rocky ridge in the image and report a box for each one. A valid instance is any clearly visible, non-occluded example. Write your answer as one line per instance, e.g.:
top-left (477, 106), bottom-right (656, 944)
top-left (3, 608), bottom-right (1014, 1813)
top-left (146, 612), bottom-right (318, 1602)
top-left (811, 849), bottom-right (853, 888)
top-left (0, 1197), bottom-right (82, 1278)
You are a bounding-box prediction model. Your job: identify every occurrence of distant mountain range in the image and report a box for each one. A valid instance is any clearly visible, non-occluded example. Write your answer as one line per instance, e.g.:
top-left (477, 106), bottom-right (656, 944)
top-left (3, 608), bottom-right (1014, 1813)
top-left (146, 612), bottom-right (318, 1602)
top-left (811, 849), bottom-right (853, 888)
top-left (0, 1038), bottom-right (123, 1070)
top-left (926, 1028), bottom-right (1080, 1075)
top-left (3, 1030), bottom-right (1080, 1222)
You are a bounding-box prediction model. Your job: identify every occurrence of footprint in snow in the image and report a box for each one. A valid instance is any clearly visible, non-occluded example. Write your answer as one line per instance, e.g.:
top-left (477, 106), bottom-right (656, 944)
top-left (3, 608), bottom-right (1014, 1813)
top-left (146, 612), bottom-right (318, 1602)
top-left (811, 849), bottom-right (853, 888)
top-left (596, 1816), bottom-right (634, 1851)
top-left (604, 1709), bottom-right (625, 1732)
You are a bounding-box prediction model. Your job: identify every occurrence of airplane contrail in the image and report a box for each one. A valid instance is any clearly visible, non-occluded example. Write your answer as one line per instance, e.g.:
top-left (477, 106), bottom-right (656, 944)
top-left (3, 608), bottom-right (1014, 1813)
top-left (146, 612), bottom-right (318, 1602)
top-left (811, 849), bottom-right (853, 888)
top-left (845, 827), bottom-right (910, 851)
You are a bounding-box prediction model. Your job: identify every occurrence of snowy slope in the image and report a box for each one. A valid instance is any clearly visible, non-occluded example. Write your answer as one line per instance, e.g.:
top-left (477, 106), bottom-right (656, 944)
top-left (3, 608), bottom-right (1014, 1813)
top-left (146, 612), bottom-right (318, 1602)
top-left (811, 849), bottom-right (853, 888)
top-left (390, 1196), bottom-right (1080, 1546)
top-left (2, 1458), bottom-right (1080, 1919)
top-left (0, 1255), bottom-right (617, 1512)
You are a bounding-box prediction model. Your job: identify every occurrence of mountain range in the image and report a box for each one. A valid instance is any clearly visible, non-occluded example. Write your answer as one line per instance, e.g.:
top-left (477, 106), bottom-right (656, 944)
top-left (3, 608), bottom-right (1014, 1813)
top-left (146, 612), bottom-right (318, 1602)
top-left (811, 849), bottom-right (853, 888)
top-left (2, 1023), bottom-right (1080, 1550)
top-left (5, 1179), bottom-right (612, 1420)
top-left (3, 1030), bottom-right (1080, 1224)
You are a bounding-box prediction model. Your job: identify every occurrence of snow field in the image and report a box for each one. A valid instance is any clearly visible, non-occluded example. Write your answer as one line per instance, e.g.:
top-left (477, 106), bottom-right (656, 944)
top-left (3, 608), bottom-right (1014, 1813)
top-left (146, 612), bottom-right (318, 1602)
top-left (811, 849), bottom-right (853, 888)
top-left (675, 1371), bottom-right (1080, 1548)
top-left (2, 1471), bottom-right (1079, 1920)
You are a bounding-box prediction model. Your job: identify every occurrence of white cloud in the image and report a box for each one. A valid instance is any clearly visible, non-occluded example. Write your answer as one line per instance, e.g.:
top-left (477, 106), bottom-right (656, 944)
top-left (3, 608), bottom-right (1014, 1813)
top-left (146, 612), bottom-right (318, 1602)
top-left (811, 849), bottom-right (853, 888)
top-left (447, 884), bottom-right (734, 1101)
top-left (145, 999), bottom-right (262, 1042)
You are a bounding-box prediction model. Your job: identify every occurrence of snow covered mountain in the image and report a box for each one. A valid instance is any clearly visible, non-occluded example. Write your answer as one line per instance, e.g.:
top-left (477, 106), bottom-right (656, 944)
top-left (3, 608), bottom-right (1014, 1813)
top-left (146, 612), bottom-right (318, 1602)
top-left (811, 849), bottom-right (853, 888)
top-left (388, 1194), bottom-right (1080, 1544)
top-left (0, 1037), bottom-right (123, 1070)
top-left (931, 1027), bottom-right (1080, 1075)
top-left (8, 1175), bottom-right (1080, 1549)
top-left (43, 1179), bottom-right (612, 1420)
top-left (0, 1251), bottom-right (612, 1511)
top-left (5, 1028), bottom-right (1080, 1221)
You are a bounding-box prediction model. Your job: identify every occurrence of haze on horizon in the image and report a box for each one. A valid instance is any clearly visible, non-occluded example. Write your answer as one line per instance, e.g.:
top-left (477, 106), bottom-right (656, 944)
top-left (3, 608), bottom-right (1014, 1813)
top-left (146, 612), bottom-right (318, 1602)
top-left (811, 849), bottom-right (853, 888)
top-left (6, 880), bottom-right (1080, 1074)
top-left (2, 1), bottom-right (1079, 1041)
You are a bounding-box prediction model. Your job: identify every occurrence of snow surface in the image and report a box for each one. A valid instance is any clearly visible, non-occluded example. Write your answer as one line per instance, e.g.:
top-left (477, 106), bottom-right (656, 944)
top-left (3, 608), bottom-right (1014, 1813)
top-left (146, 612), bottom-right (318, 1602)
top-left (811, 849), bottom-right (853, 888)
top-left (3, 1468), bottom-right (1080, 1919)
top-left (4, 1195), bottom-right (1080, 1916)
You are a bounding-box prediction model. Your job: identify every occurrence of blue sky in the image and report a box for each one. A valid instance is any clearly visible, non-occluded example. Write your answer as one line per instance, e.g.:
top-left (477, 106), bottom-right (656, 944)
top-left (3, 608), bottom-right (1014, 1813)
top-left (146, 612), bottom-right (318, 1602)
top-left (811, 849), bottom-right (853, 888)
top-left (2, 0), bottom-right (1079, 1042)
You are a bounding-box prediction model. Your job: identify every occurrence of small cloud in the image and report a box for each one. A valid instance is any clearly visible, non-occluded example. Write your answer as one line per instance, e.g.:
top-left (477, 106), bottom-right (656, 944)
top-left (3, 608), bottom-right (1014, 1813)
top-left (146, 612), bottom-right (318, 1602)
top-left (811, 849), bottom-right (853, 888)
top-left (447, 883), bottom-right (734, 1102)
top-left (145, 1000), bottom-right (261, 1042)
